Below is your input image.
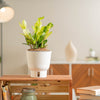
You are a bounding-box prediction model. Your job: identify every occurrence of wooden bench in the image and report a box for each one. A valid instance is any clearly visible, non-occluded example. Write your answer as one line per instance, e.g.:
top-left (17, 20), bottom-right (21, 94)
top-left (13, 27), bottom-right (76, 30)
top-left (0, 75), bottom-right (72, 100)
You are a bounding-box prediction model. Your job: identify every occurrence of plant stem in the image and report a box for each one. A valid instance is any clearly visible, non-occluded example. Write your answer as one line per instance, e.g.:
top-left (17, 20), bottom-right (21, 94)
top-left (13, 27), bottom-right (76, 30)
top-left (30, 44), bottom-right (32, 49)
top-left (41, 41), bottom-right (43, 48)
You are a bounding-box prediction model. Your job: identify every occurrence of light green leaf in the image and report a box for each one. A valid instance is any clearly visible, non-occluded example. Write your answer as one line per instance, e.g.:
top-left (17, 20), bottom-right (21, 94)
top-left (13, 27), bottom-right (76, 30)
top-left (32, 16), bottom-right (44, 34)
top-left (23, 29), bottom-right (30, 35)
top-left (22, 20), bottom-right (27, 29)
top-left (45, 31), bottom-right (52, 39)
top-left (19, 20), bottom-right (27, 29)
top-left (38, 16), bottom-right (44, 21)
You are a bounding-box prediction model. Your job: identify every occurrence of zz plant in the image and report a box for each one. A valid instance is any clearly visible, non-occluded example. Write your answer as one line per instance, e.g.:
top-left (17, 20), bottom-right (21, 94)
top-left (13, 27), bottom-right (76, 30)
top-left (19, 17), bottom-right (53, 50)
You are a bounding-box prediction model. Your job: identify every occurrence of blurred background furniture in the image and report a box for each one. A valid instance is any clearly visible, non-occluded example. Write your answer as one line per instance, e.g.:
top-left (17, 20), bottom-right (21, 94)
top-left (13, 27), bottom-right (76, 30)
top-left (49, 62), bottom-right (100, 99)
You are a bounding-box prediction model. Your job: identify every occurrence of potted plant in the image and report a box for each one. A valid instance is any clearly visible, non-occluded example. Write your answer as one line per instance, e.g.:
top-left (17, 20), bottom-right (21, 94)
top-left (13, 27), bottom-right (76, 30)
top-left (19, 17), bottom-right (53, 77)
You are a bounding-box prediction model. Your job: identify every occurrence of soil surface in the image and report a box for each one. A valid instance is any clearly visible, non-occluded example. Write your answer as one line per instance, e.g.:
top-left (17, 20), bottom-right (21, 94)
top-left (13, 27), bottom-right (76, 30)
top-left (28, 48), bottom-right (50, 51)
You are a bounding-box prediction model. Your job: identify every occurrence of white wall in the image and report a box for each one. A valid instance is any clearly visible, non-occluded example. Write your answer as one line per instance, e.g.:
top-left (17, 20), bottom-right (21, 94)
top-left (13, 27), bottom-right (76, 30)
top-left (2, 0), bottom-right (100, 74)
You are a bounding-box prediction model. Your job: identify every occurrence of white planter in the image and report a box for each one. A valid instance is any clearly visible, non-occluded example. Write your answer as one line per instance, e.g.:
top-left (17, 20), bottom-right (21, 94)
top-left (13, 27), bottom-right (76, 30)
top-left (26, 50), bottom-right (52, 78)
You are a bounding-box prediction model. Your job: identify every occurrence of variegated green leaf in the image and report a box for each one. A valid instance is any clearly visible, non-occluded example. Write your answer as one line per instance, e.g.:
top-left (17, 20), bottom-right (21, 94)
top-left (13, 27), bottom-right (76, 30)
top-left (45, 31), bottom-right (52, 39)
top-left (19, 20), bottom-right (27, 29)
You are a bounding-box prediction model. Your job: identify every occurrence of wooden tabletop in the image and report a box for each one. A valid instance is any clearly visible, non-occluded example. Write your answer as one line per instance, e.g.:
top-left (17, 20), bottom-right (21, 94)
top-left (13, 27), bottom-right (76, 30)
top-left (0, 75), bottom-right (72, 81)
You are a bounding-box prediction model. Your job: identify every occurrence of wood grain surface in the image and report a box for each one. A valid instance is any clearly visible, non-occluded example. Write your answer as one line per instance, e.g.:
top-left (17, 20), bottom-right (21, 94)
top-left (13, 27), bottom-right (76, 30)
top-left (91, 64), bottom-right (100, 86)
top-left (49, 64), bottom-right (69, 75)
top-left (0, 75), bottom-right (72, 81)
top-left (72, 64), bottom-right (91, 89)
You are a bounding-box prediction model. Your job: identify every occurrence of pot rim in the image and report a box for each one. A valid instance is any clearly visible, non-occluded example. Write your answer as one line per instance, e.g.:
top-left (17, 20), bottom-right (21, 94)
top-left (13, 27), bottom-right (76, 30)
top-left (27, 49), bottom-right (52, 52)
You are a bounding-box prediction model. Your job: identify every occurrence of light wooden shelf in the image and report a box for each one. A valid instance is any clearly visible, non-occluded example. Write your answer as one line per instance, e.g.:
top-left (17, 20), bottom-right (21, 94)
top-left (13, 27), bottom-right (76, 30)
top-left (0, 75), bottom-right (72, 81)
top-left (0, 75), bottom-right (72, 100)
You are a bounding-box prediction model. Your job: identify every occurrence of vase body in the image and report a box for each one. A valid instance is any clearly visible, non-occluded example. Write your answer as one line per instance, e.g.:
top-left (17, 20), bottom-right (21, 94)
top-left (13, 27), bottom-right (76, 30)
top-left (65, 41), bottom-right (77, 62)
top-left (21, 88), bottom-right (37, 100)
top-left (26, 50), bottom-right (52, 78)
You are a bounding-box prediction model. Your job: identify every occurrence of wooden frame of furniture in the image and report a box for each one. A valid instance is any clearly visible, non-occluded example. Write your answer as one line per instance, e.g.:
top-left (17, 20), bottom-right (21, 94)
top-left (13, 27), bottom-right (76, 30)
top-left (51, 61), bottom-right (100, 75)
top-left (0, 75), bottom-right (72, 100)
top-left (50, 62), bottom-right (100, 100)
top-left (50, 62), bottom-right (100, 88)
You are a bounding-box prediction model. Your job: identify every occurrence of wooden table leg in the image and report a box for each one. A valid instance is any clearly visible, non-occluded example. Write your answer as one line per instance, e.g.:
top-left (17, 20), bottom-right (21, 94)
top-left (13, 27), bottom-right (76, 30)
top-left (69, 80), bottom-right (72, 100)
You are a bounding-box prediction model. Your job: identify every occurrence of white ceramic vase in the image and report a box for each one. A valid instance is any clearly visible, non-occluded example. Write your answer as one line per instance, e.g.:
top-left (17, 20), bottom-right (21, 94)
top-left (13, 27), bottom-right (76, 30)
top-left (26, 50), bottom-right (52, 78)
top-left (65, 41), bottom-right (77, 62)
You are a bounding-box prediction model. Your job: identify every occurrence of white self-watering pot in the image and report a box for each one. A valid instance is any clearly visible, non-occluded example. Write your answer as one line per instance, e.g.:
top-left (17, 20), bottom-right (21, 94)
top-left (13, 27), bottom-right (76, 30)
top-left (27, 50), bottom-right (52, 78)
